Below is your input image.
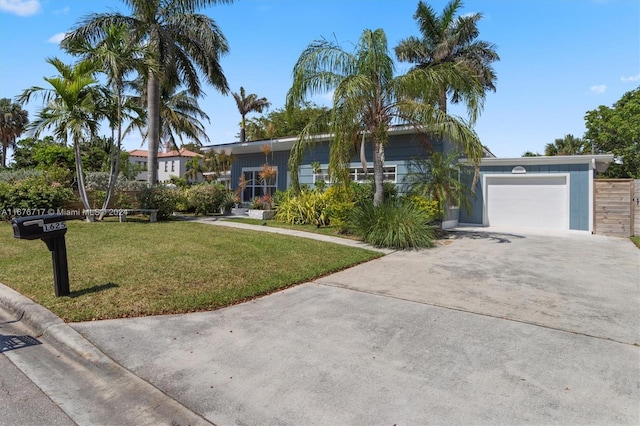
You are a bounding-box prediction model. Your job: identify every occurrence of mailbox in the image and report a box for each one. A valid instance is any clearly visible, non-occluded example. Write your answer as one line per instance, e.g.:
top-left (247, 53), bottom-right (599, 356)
top-left (11, 214), bottom-right (70, 297)
top-left (12, 214), bottom-right (68, 240)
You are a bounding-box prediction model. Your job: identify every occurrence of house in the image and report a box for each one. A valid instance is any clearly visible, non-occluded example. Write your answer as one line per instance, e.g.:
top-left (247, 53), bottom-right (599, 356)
top-left (203, 125), bottom-right (492, 202)
top-left (128, 142), bottom-right (204, 183)
top-left (204, 126), bottom-right (615, 234)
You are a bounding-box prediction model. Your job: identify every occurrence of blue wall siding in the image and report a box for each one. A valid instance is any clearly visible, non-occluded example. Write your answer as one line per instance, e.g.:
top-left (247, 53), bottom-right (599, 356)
top-left (230, 151), bottom-right (290, 195)
top-left (459, 163), bottom-right (590, 231)
top-left (234, 133), bottom-right (440, 190)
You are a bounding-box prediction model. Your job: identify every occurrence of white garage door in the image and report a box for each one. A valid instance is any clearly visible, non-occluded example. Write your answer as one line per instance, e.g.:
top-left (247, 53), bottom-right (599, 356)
top-left (485, 175), bottom-right (569, 231)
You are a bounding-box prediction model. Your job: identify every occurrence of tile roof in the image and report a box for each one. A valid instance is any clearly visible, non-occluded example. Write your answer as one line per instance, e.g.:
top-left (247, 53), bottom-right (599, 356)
top-left (128, 148), bottom-right (202, 158)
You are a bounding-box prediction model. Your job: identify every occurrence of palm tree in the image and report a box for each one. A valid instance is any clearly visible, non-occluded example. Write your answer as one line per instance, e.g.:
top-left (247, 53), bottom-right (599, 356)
top-left (404, 150), bottom-right (471, 219)
top-left (544, 134), bottom-right (586, 156)
top-left (0, 98), bottom-right (29, 168)
top-left (395, 0), bottom-right (499, 119)
top-left (158, 85), bottom-right (211, 149)
top-left (287, 28), bottom-right (484, 206)
top-left (18, 58), bottom-right (105, 211)
top-left (232, 87), bottom-right (270, 142)
top-left (184, 156), bottom-right (203, 183)
top-left (63, 23), bottom-right (144, 216)
top-left (63, 0), bottom-right (233, 185)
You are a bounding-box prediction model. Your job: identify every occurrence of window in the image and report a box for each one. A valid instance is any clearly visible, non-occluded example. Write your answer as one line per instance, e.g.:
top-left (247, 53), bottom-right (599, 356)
top-left (313, 165), bottom-right (397, 184)
top-left (171, 161), bottom-right (175, 172)
top-left (241, 167), bottom-right (278, 202)
top-left (164, 161), bottom-right (168, 172)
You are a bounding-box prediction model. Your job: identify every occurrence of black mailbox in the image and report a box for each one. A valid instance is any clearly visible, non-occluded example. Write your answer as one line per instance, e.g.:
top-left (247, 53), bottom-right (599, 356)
top-left (11, 214), bottom-right (70, 297)
top-left (12, 214), bottom-right (68, 240)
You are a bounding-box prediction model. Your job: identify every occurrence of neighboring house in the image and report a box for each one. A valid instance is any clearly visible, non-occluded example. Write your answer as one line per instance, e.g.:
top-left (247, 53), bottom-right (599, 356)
top-left (459, 154), bottom-right (614, 233)
top-left (128, 149), bottom-right (149, 182)
top-left (128, 143), bottom-right (204, 183)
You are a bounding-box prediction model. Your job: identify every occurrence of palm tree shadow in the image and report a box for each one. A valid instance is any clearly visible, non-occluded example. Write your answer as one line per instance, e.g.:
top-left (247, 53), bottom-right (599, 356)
top-left (70, 282), bottom-right (119, 298)
top-left (444, 230), bottom-right (527, 244)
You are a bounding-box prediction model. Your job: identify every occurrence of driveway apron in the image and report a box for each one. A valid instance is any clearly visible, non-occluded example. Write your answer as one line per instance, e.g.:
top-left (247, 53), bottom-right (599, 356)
top-left (71, 229), bottom-right (640, 425)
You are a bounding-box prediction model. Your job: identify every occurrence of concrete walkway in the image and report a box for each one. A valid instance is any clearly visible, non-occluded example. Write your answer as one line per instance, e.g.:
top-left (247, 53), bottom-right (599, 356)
top-left (1, 223), bottom-right (639, 425)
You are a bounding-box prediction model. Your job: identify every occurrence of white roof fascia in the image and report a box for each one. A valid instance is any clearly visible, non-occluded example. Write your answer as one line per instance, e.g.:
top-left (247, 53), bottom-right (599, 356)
top-left (458, 154), bottom-right (614, 167)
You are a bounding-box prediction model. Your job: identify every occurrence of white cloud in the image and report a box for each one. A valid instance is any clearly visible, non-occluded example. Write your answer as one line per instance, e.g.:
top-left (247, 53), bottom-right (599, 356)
top-left (52, 6), bottom-right (69, 15)
top-left (590, 85), bottom-right (607, 94)
top-left (0, 0), bottom-right (41, 16)
top-left (621, 74), bottom-right (640, 82)
top-left (47, 32), bottom-right (66, 44)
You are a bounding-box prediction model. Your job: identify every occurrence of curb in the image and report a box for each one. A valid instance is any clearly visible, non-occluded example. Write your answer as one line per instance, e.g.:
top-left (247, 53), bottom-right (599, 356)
top-left (0, 283), bottom-right (106, 362)
top-left (0, 282), bottom-right (213, 425)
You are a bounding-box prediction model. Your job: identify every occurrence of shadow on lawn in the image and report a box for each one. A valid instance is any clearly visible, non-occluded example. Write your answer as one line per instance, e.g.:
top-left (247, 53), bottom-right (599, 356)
top-left (443, 229), bottom-right (527, 244)
top-left (70, 282), bottom-right (119, 298)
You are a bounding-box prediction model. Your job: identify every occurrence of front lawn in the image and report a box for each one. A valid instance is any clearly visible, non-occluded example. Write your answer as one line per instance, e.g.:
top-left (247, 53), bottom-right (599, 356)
top-left (0, 221), bottom-right (381, 322)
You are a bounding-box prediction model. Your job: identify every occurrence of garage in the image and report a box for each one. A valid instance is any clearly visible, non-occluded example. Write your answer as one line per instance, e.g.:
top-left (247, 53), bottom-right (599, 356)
top-left (484, 175), bottom-right (569, 230)
top-left (459, 155), bottom-right (615, 233)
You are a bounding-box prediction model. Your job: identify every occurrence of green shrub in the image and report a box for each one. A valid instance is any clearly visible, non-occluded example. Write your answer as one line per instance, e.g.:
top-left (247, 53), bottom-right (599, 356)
top-left (275, 189), bottom-right (328, 226)
top-left (116, 192), bottom-right (134, 209)
top-left (0, 176), bottom-right (74, 218)
top-left (348, 200), bottom-right (435, 250)
top-left (0, 169), bottom-right (44, 183)
top-left (186, 182), bottom-right (230, 215)
top-left (404, 195), bottom-right (440, 221)
top-left (351, 180), bottom-right (397, 206)
top-left (324, 185), bottom-right (355, 233)
top-left (137, 185), bottom-right (179, 220)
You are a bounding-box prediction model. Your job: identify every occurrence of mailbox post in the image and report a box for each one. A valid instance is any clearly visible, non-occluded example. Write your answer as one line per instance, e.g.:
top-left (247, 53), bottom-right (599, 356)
top-left (11, 214), bottom-right (70, 297)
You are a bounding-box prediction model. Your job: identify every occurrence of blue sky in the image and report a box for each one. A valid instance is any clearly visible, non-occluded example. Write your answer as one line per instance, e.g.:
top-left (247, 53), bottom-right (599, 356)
top-left (0, 0), bottom-right (638, 158)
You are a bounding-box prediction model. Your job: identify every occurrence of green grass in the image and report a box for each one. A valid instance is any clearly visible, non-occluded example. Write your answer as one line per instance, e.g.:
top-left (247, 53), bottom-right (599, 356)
top-left (224, 217), bottom-right (361, 239)
top-left (631, 236), bottom-right (640, 249)
top-left (0, 220), bottom-right (381, 322)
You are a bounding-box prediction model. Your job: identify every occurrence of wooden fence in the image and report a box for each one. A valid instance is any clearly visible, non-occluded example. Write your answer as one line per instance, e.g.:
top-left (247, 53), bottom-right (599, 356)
top-left (593, 179), bottom-right (635, 237)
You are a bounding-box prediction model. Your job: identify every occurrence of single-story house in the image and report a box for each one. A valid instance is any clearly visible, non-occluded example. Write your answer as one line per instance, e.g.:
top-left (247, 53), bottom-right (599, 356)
top-left (203, 125), bottom-right (493, 201)
top-left (129, 143), bottom-right (203, 183)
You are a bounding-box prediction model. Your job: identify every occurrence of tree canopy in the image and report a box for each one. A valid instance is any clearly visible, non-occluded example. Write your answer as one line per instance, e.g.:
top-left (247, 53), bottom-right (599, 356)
top-left (585, 86), bottom-right (640, 178)
top-left (0, 98), bottom-right (29, 168)
top-left (244, 102), bottom-right (331, 141)
top-left (544, 134), bottom-right (587, 156)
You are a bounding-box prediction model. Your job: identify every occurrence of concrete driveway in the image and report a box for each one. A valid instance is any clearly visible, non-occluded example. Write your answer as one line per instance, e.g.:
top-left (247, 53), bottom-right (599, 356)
top-left (72, 229), bottom-right (640, 425)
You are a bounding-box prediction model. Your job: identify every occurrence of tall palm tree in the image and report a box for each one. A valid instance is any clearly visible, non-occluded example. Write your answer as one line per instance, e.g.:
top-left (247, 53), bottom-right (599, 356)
top-left (18, 58), bottom-right (105, 211)
top-left (544, 134), bottom-right (586, 156)
top-left (395, 0), bottom-right (499, 120)
top-left (63, 0), bottom-right (233, 185)
top-left (63, 23), bottom-right (144, 215)
top-left (0, 98), bottom-right (29, 168)
top-left (287, 28), bottom-right (484, 206)
top-left (232, 87), bottom-right (270, 142)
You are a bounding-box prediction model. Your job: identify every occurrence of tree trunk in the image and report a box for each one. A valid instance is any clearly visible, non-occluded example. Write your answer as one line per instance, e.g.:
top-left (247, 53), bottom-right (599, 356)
top-left (439, 87), bottom-right (447, 114)
top-left (147, 71), bottom-right (160, 185)
top-left (100, 84), bottom-right (124, 219)
top-left (372, 137), bottom-right (385, 207)
top-left (360, 132), bottom-right (367, 175)
top-left (1, 143), bottom-right (6, 168)
top-left (73, 140), bottom-right (91, 214)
